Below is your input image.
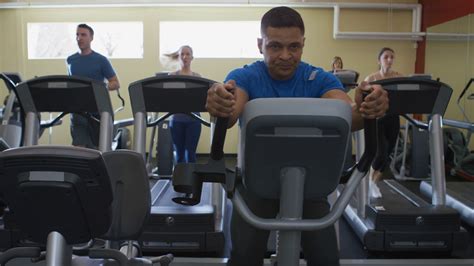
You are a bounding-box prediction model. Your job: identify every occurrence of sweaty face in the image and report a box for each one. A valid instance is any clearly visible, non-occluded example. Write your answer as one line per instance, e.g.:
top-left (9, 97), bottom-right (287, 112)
top-left (379, 50), bottom-right (395, 71)
top-left (179, 47), bottom-right (193, 68)
top-left (76, 27), bottom-right (93, 51)
top-left (258, 26), bottom-right (305, 80)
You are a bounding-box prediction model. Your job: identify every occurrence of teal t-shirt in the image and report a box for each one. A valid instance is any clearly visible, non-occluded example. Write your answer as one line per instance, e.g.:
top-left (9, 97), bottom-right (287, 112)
top-left (66, 51), bottom-right (116, 83)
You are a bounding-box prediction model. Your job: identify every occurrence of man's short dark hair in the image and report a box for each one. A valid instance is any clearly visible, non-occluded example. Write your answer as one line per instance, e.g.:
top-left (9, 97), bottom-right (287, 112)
top-left (260, 6), bottom-right (305, 36)
top-left (77, 24), bottom-right (94, 36)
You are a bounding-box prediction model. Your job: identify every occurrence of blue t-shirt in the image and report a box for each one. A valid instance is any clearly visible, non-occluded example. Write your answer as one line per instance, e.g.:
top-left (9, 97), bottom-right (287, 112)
top-left (66, 51), bottom-right (116, 83)
top-left (225, 61), bottom-right (343, 100)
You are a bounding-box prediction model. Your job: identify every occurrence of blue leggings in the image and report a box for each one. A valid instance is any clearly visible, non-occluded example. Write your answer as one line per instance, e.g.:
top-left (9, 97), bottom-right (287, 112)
top-left (169, 119), bottom-right (201, 163)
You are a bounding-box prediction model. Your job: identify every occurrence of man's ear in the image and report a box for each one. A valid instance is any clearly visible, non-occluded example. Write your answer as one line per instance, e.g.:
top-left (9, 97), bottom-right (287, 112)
top-left (257, 38), bottom-right (263, 54)
top-left (302, 37), bottom-right (305, 48)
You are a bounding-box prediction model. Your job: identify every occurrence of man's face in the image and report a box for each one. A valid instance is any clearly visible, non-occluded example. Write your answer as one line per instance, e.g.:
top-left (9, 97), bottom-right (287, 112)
top-left (258, 26), bottom-right (305, 80)
top-left (76, 27), bottom-right (93, 51)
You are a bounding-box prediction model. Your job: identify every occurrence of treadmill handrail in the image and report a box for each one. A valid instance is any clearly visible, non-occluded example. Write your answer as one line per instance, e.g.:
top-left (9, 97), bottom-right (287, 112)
top-left (458, 78), bottom-right (473, 104)
top-left (401, 114), bottom-right (429, 130)
top-left (39, 112), bottom-right (65, 129)
top-left (0, 73), bottom-right (18, 91)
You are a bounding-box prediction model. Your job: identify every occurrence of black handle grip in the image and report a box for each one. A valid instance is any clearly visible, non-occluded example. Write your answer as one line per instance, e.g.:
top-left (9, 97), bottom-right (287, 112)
top-left (357, 91), bottom-right (377, 172)
top-left (210, 117), bottom-right (229, 161)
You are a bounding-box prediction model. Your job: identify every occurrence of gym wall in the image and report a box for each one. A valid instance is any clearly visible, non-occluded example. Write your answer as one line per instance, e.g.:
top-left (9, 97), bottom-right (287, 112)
top-left (425, 15), bottom-right (474, 150)
top-left (0, 2), bottom-right (418, 154)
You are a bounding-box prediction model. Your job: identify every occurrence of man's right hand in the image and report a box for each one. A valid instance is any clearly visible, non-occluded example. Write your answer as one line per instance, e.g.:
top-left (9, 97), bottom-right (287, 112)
top-left (206, 80), bottom-right (236, 117)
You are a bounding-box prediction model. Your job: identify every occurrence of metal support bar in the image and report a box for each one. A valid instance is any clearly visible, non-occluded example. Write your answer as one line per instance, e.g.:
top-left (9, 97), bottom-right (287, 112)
top-left (429, 114), bottom-right (446, 206)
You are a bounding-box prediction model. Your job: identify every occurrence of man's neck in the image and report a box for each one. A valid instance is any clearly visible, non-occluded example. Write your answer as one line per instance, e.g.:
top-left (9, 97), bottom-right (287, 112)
top-left (80, 48), bottom-right (93, 55)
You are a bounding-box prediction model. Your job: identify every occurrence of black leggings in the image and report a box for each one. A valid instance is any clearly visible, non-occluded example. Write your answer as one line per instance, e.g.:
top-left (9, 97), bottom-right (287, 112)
top-left (372, 115), bottom-right (400, 171)
top-left (228, 185), bottom-right (340, 266)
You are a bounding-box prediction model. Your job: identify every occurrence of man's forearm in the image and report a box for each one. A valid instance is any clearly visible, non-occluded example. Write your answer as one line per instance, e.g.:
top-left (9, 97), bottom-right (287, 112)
top-left (351, 104), bottom-right (364, 132)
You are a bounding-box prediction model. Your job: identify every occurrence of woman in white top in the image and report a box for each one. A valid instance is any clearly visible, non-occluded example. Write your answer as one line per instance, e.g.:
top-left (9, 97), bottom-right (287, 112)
top-left (164, 45), bottom-right (202, 163)
top-left (365, 47), bottom-right (403, 198)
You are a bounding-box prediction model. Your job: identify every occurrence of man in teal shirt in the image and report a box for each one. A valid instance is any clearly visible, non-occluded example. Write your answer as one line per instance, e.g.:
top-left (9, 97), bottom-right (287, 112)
top-left (66, 23), bottom-right (120, 148)
top-left (206, 6), bottom-right (389, 266)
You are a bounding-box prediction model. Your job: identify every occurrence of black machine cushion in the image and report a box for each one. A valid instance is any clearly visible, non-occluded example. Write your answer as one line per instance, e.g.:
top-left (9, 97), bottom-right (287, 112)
top-left (0, 146), bottom-right (113, 244)
top-left (102, 150), bottom-right (151, 240)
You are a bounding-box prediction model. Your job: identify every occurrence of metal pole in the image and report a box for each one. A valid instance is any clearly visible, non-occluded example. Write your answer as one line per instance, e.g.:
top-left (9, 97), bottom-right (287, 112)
top-left (133, 111), bottom-right (147, 160)
top-left (278, 167), bottom-right (305, 266)
top-left (99, 111), bottom-right (113, 152)
top-left (45, 232), bottom-right (72, 266)
top-left (24, 112), bottom-right (39, 146)
top-left (354, 130), bottom-right (368, 218)
top-left (429, 114), bottom-right (446, 205)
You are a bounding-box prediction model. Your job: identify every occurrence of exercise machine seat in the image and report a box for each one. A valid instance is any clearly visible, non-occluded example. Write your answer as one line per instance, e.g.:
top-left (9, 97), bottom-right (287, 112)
top-left (0, 146), bottom-right (113, 244)
top-left (102, 150), bottom-right (151, 240)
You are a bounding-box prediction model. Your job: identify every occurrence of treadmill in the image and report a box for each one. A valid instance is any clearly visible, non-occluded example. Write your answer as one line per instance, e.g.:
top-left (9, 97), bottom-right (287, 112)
top-left (420, 78), bottom-right (474, 227)
top-left (343, 77), bottom-right (469, 253)
top-left (13, 75), bottom-right (114, 150)
top-left (129, 75), bottom-right (226, 254)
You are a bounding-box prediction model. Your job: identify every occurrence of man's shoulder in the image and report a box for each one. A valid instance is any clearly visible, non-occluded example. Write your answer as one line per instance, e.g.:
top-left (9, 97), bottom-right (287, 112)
top-left (299, 62), bottom-right (331, 81)
top-left (66, 52), bottom-right (80, 62)
top-left (299, 61), bottom-right (322, 72)
top-left (228, 61), bottom-right (264, 78)
top-left (91, 51), bottom-right (108, 60)
top-left (239, 60), bottom-right (263, 72)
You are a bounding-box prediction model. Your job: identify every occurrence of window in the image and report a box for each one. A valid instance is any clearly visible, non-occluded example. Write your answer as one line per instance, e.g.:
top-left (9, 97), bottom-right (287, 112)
top-left (159, 21), bottom-right (261, 58)
top-left (27, 22), bottom-right (143, 59)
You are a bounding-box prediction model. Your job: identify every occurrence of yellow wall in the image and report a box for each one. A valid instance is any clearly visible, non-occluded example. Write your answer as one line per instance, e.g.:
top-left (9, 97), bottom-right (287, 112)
top-left (0, 11), bottom-right (3, 70)
top-left (0, 3), bottom-right (418, 153)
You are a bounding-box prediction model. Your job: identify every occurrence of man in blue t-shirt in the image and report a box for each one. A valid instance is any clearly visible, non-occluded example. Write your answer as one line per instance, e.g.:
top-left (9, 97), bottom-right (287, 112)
top-left (66, 23), bottom-right (120, 149)
top-left (206, 6), bottom-right (389, 266)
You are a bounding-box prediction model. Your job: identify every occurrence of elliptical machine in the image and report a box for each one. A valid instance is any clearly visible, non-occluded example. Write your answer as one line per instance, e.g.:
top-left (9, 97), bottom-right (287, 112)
top-left (171, 97), bottom-right (377, 265)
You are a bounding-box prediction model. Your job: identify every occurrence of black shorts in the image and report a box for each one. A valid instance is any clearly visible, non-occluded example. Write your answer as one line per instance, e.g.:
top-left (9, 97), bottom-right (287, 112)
top-left (70, 113), bottom-right (100, 149)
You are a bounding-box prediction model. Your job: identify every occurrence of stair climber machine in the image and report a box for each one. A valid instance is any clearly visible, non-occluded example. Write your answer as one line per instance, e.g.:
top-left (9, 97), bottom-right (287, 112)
top-left (129, 75), bottom-right (226, 254)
